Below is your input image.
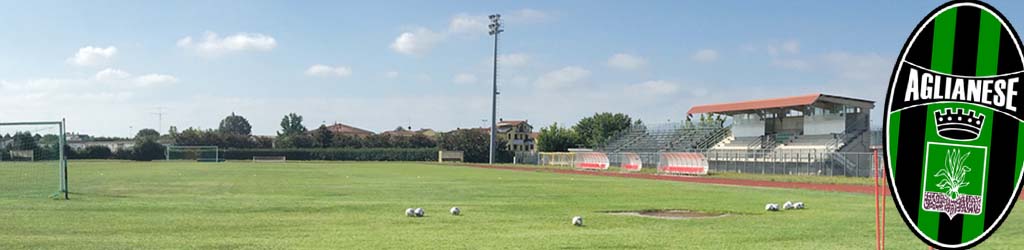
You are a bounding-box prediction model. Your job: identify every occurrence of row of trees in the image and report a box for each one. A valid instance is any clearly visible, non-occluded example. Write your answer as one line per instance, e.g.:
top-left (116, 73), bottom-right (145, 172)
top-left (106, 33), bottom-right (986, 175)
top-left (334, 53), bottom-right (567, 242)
top-left (536, 113), bottom-right (728, 152)
top-left (536, 112), bottom-right (635, 152)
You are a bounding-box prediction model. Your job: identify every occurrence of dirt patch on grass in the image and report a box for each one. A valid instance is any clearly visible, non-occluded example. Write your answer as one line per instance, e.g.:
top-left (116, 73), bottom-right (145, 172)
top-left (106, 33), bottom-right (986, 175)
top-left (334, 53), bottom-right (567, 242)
top-left (603, 209), bottom-right (729, 220)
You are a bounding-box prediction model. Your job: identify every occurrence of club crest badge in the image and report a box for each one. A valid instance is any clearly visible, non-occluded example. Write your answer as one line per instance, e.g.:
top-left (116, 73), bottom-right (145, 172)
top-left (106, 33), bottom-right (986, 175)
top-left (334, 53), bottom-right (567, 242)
top-left (884, 1), bottom-right (1024, 249)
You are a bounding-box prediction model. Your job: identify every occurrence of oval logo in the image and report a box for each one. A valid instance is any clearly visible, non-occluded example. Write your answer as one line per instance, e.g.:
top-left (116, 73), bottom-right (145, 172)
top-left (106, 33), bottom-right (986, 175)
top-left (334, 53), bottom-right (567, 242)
top-left (884, 1), bottom-right (1024, 249)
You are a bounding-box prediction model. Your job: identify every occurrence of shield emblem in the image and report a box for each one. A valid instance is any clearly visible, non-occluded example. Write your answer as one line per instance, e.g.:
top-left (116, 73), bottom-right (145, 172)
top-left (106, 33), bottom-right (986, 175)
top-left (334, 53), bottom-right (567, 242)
top-left (885, 1), bottom-right (1024, 249)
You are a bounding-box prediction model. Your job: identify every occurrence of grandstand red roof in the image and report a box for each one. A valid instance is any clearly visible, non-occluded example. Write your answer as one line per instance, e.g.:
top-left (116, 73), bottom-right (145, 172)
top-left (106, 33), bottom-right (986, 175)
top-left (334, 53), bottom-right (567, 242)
top-left (687, 93), bottom-right (873, 114)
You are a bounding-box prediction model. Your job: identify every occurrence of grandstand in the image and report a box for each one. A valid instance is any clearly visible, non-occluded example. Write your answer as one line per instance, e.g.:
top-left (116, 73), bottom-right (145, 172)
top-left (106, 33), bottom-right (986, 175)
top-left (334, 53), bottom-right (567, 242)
top-left (688, 93), bottom-right (875, 176)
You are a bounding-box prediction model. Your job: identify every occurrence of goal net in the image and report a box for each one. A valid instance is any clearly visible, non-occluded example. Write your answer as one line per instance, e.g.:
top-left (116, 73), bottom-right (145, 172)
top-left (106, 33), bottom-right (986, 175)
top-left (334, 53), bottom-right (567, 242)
top-left (252, 156), bottom-right (286, 163)
top-left (6, 150), bottom-right (34, 161)
top-left (539, 152), bottom-right (575, 166)
top-left (0, 120), bottom-right (68, 199)
top-left (165, 146), bottom-right (221, 162)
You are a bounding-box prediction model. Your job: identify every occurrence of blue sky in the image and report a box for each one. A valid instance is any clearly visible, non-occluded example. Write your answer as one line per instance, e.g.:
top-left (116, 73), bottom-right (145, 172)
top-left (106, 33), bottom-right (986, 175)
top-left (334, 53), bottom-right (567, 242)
top-left (3, 1), bottom-right (1024, 136)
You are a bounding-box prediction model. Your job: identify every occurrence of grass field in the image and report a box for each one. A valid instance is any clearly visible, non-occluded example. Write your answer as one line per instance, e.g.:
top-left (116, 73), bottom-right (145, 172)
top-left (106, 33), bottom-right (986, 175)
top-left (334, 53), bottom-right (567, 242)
top-left (2, 160), bottom-right (1023, 249)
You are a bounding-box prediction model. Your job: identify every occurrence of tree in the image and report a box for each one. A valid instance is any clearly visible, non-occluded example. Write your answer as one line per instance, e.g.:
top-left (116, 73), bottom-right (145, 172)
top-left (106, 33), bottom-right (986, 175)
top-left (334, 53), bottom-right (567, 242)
top-left (537, 123), bottom-right (580, 152)
top-left (10, 132), bottom-right (39, 151)
top-left (78, 146), bottom-right (113, 159)
top-left (132, 128), bottom-right (164, 161)
top-left (408, 134), bottom-right (437, 148)
top-left (166, 126), bottom-right (179, 142)
top-left (437, 129), bottom-right (512, 163)
top-left (312, 125), bottom-right (334, 148)
top-left (219, 112), bottom-right (252, 135)
top-left (278, 113), bottom-right (307, 136)
top-left (331, 134), bottom-right (362, 148)
top-left (134, 128), bottom-right (161, 143)
top-left (276, 134), bottom-right (315, 148)
top-left (132, 140), bottom-right (165, 161)
top-left (572, 112), bottom-right (632, 148)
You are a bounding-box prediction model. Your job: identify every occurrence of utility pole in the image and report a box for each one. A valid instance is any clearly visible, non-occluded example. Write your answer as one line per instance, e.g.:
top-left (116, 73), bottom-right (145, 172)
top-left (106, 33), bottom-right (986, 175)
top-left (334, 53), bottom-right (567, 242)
top-left (488, 14), bottom-right (503, 165)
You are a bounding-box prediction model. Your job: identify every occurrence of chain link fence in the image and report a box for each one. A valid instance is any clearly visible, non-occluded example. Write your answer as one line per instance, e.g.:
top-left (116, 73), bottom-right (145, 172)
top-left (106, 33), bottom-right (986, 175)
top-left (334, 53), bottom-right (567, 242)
top-left (704, 151), bottom-right (876, 177)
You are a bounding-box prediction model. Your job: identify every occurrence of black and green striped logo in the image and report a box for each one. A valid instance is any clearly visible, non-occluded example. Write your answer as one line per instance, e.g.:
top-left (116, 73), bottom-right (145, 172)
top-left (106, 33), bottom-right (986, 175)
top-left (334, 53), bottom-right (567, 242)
top-left (885, 1), bottom-right (1024, 249)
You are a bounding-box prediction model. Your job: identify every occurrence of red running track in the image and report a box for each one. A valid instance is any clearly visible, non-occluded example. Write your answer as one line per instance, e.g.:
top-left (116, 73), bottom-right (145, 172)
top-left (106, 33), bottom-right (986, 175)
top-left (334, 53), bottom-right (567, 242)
top-left (460, 164), bottom-right (889, 195)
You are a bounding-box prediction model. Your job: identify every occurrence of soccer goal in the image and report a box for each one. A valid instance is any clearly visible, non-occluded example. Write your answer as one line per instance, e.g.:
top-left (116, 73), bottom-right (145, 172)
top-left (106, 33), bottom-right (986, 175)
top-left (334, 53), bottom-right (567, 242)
top-left (539, 152), bottom-right (575, 166)
top-left (0, 120), bottom-right (69, 199)
top-left (165, 145), bottom-right (221, 162)
top-left (253, 156), bottom-right (286, 163)
top-left (6, 150), bottom-right (35, 161)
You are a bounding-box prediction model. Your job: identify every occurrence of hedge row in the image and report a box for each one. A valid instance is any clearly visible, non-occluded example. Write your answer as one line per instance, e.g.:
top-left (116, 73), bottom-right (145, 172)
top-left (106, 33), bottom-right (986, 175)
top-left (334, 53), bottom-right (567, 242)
top-left (220, 148), bottom-right (438, 161)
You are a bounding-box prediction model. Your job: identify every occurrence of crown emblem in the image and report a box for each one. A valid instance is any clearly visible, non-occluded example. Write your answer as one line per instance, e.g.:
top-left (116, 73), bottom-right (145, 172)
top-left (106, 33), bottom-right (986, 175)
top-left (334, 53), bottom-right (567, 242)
top-left (934, 108), bottom-right (984, 141)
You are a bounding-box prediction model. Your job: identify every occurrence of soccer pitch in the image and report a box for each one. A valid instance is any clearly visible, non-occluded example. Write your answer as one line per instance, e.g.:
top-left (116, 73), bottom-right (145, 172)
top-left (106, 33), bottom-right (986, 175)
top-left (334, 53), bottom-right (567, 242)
top-left (2, 161), bottom-right (1023, 249)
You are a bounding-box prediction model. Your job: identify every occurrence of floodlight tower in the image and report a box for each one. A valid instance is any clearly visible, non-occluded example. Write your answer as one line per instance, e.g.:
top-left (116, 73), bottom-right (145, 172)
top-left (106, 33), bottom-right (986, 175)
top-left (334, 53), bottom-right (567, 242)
top-left (488, 14), bottom-right (503, 164)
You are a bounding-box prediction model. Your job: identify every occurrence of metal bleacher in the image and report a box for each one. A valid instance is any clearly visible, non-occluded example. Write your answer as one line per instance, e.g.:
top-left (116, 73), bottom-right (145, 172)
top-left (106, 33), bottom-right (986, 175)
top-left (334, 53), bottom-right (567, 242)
top-left (600, 124), bottom-right (729, 153)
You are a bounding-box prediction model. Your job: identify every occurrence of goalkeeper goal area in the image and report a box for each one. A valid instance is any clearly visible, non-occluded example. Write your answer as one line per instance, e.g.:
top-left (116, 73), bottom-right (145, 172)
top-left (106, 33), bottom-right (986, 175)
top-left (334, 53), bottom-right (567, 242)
top-left (165, 146), bottom-right (222, 162)
top-left (0, 120), bottom-right (69, 199)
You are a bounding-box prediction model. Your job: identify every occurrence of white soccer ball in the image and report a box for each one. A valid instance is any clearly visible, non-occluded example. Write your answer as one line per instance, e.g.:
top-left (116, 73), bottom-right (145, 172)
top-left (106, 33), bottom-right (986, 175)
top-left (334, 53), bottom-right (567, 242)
top-left (405, 208), bottom-right (415, 217)
top-left (414, 208), bottom-right (425, 217)
top-left (783, 201), bottom-right (795, 210)
top-left (572, 216), bottom-right (584, 226)
top-left (450, 207), bottom-right (461, 216)
top-left (795, 202), bottom-right (805, 209)
top-left (765, 203), bottom-right (779, 211)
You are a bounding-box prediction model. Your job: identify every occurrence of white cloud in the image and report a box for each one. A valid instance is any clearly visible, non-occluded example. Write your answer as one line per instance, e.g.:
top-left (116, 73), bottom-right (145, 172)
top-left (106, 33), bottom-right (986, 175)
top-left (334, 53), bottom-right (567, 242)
top-left (625, 80), bottom-right (679, 96)
top-left (822, 52), bottom-right (889, 81)
top-left (772, 58), bottom-right (811, 70)
top-left (384, 71), bottom-right (399, 79)
top-left (134, 74), bottom-right (178, 87)
top-left (390, 28), bottom-right (444, 56)
top-left (66, 46), bottom-right (117, 66)
top-left (766, 40), bottom-right (800, 55)
top-left (607, 53), bottom-right (647, 70)
top-left (177, 31), bottom-right (277, 55)
top-left (508, 9), bottom-right (550, 23)
top-left (453, 73), bottom-right (478, 84)
top-left (536, 66), bottom-right (590, 89)
top-left (94, 68), bottom-right (132, 81)
top-left (448, 14), bottom-right (488, 34)
top-left (305, 64), bottom-right (353, 77)
top-left (692, 49), bottom-right (719, 63)
top-left (499, 53), bottom-right (530, 67)
top-left (781, 40), bottom-right (800, 54)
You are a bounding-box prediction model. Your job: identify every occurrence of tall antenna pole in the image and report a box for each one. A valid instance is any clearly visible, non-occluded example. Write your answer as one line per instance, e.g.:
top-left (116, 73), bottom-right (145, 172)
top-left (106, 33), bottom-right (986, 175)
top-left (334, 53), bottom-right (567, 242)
top-left (488, 14), bottom-right (503, 165)
top-left (151, 107), bottom-right (166, 132)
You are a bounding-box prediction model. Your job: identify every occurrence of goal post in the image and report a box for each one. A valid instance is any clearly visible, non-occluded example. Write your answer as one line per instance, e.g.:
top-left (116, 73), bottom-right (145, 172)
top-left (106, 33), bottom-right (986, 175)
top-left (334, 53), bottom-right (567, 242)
top-left (165, 145), bottom-right (221, 162)
top-left (538, 152), bottom-right (575, 166)
top-left (0, 120), bottom-right (68, 199)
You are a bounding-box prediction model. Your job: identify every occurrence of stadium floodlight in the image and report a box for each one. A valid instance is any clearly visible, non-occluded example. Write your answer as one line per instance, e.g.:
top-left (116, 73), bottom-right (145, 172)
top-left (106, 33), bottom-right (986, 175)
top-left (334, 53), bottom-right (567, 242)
top-left (488, 13), bottom-right (503, 164)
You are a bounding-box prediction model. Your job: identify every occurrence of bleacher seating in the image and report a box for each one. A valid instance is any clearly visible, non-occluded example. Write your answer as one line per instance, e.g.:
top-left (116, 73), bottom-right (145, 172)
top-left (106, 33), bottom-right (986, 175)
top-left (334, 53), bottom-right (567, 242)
top-left (599, 125), bottom-right (727, 153)
top-left (778, 134), bottom-right (840, 150)
top-left (716, 136), bottom-right (762, 150)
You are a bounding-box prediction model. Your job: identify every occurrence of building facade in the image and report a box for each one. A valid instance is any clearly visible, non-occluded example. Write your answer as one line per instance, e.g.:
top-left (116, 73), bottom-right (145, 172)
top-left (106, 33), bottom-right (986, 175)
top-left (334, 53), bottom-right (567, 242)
top-left (496, 120), bottom-right (535, 152)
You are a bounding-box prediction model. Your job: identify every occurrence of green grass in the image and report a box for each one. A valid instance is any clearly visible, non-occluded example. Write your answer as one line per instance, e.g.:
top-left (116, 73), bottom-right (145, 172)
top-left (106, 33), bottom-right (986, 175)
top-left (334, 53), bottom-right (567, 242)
top-left (1, 160), bottom-right (1022, 249)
